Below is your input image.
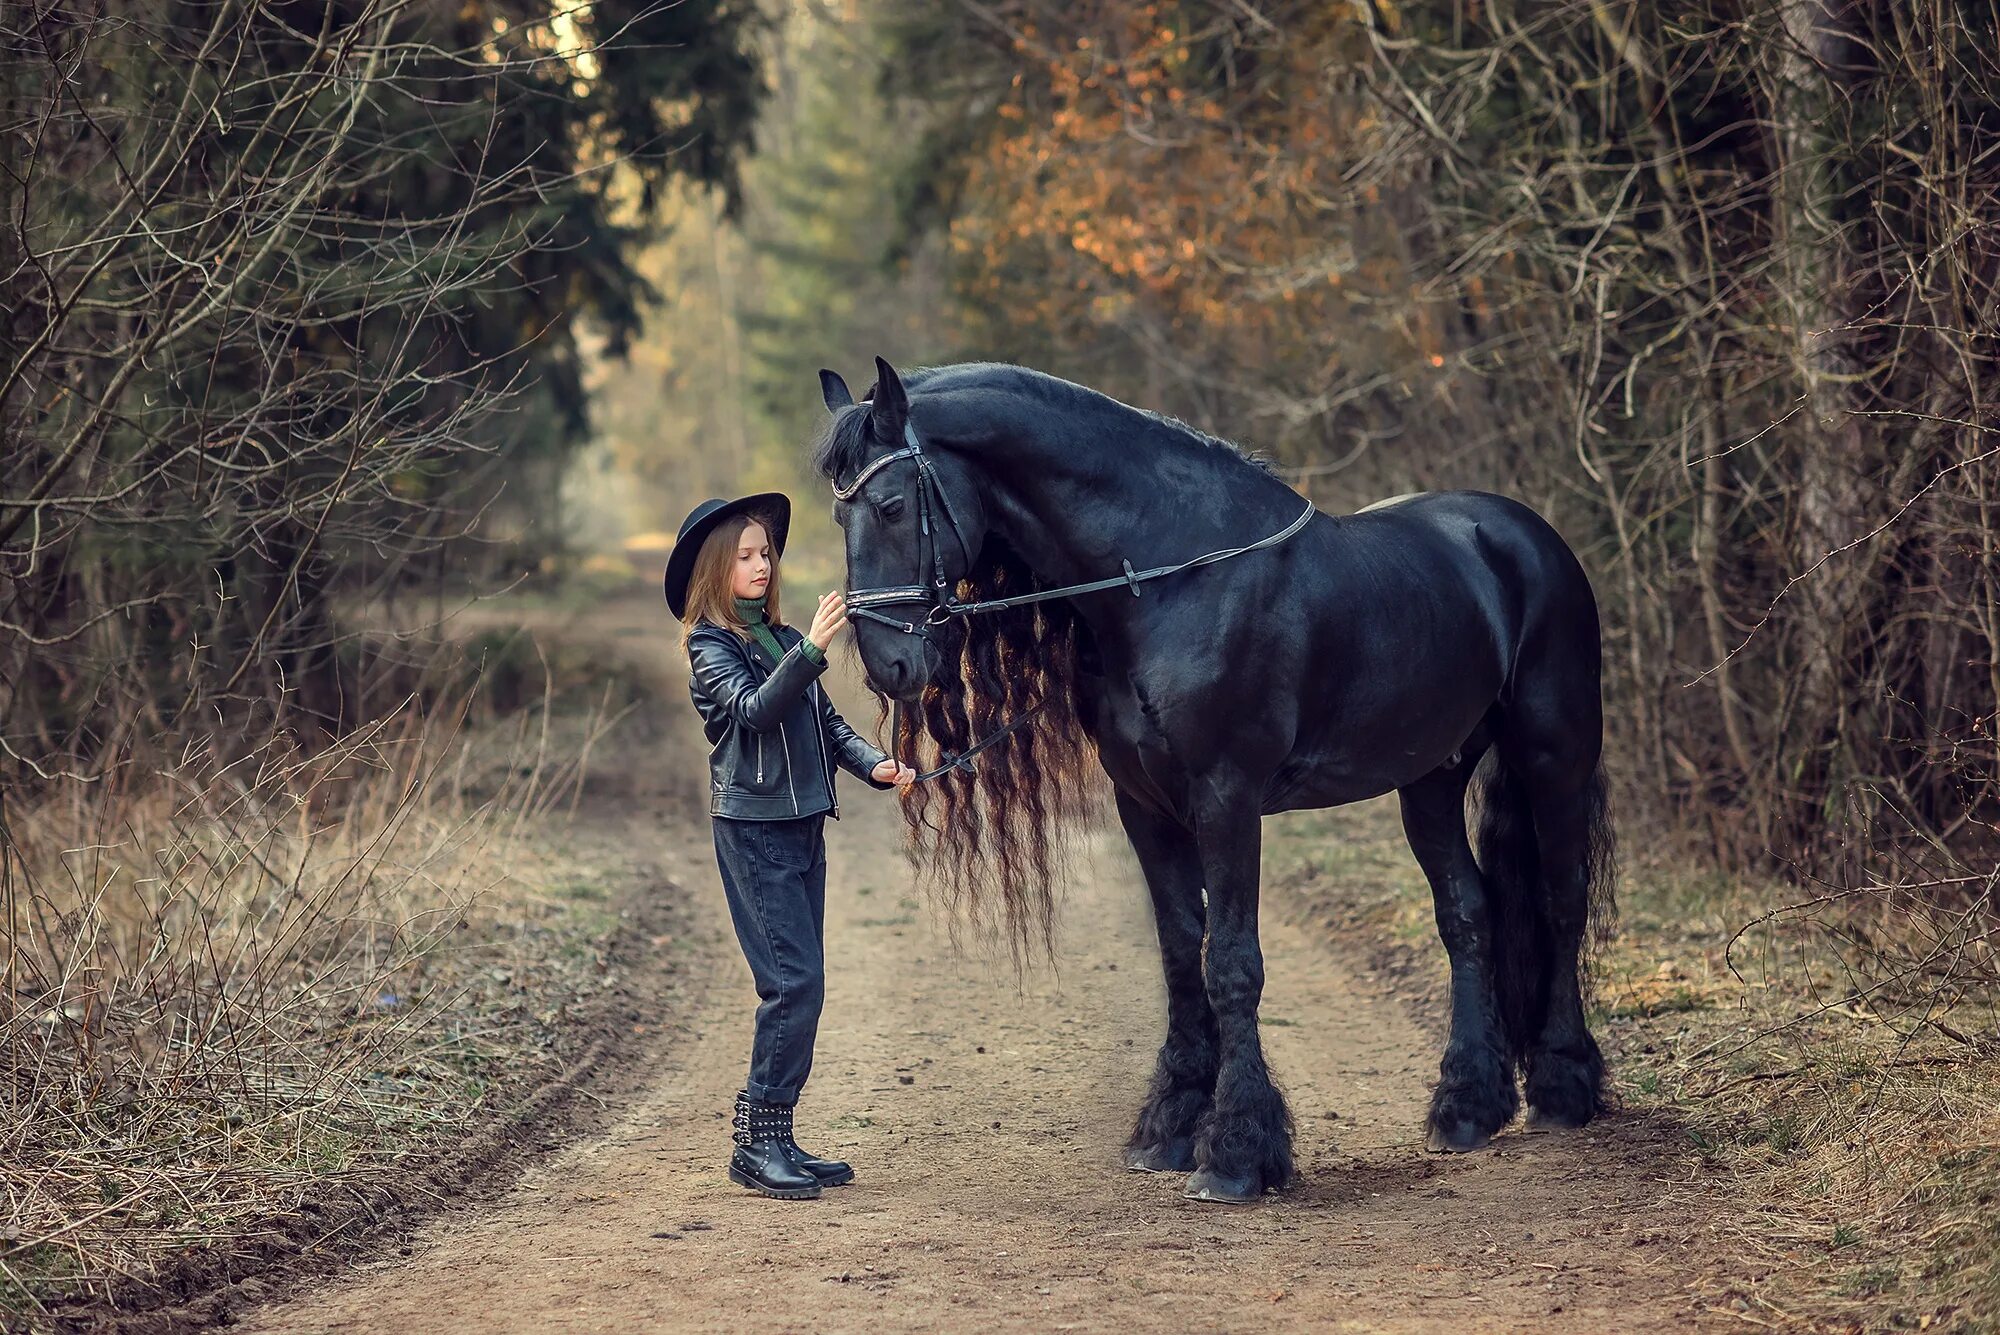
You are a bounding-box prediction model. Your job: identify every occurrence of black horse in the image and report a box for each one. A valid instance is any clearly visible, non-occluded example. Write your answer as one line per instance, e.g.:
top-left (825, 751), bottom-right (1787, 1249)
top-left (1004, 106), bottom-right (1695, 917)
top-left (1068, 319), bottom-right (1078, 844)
top-left (815, 359), bottom-right (1614, 1204)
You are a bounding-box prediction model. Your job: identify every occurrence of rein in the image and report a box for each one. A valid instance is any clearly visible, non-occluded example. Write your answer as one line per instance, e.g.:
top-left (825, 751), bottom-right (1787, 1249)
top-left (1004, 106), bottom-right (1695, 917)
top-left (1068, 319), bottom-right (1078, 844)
top-left (840, 421), bottom-right (1315, 785)
top-left (893, 699), bottom-right (1048, 784)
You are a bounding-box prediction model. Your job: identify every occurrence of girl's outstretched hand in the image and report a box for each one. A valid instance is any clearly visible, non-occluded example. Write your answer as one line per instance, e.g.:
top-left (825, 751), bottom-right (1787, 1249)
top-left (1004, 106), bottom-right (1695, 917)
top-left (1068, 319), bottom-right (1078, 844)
top-left (872, 758), bottom-right (917, 787)
top-left (807, 591), bottom-right (848, 651)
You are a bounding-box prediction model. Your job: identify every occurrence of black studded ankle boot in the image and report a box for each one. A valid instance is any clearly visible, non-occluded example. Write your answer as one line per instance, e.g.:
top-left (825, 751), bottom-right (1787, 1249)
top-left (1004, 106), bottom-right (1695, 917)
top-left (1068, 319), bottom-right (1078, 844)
top-left (729, 1092), bottom-right (821, 1200)
top-left (778, 1108), bottom-right (854, 1187)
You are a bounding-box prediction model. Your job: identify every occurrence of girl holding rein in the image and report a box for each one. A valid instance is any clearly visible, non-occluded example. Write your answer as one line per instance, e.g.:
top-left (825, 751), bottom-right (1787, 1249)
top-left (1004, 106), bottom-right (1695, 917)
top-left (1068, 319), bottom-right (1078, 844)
top-left (664, 492), bottom-right (916, 1200)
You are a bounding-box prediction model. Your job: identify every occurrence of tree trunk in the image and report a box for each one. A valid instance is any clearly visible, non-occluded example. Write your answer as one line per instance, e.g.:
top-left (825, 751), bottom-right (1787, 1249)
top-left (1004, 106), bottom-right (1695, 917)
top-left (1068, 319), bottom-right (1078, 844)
top-left (1773, 0), bottom-right (1877, 847)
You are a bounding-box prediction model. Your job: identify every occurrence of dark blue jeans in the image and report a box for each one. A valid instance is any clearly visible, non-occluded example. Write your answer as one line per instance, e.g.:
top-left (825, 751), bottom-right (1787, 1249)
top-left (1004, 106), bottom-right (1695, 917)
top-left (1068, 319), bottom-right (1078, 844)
top-left (711, 813), bottom-right (828, 1106)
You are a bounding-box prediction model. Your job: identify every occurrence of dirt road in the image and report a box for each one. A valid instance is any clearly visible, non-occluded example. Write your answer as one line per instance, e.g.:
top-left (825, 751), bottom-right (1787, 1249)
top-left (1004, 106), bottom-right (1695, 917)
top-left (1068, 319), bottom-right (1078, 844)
top-left (241, 599), bottom-right (1727, 1334)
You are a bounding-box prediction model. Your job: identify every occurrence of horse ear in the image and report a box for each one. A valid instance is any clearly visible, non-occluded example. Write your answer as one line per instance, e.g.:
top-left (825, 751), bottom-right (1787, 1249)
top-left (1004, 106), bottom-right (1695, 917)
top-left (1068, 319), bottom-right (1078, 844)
top-left (871, 356), bottom-right (909, 442)
top-left (818, 369), bottom-right (853, 413)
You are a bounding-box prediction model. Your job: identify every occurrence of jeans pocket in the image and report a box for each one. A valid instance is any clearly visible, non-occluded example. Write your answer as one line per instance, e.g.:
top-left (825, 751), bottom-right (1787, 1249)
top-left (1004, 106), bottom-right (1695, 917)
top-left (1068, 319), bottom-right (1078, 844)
top-left (759, 820), bottom-right (817, 871)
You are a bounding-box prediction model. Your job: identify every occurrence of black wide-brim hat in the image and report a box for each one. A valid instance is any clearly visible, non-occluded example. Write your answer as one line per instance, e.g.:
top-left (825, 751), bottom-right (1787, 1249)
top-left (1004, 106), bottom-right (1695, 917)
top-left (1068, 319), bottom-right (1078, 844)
top-left (662, 492), bottom-right (792, 618)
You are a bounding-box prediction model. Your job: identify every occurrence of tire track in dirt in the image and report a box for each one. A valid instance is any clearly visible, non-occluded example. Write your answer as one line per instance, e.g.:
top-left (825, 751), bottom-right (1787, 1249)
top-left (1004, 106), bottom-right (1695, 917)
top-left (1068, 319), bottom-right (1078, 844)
top-left (240, 601), bottom-right (1728, 1334)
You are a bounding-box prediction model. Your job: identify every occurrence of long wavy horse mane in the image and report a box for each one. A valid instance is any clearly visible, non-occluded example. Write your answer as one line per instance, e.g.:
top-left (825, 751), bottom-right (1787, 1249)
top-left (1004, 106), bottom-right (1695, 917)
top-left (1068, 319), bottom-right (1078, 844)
top-left (813, 396), bottom-right (1105, 966)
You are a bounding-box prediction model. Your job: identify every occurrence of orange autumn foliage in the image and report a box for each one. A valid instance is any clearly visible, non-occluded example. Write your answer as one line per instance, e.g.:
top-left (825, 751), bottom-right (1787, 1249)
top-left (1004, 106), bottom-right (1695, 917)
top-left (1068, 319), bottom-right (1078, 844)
top-left (943, 3), bottom-right (1453, 453)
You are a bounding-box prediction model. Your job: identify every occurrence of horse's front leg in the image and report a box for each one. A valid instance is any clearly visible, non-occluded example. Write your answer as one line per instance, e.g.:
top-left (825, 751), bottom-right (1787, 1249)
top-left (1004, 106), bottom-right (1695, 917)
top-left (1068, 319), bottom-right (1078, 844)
top-left (1186, 789), bottom-right (1293, 1203)
top-left (1115, 789), bottom-right (1217, 1173)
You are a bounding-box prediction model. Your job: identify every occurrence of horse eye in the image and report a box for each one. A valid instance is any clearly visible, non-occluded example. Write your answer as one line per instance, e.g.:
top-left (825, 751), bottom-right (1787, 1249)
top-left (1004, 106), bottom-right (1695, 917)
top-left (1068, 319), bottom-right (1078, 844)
top-left (880, 496), bottom-right (906, 522)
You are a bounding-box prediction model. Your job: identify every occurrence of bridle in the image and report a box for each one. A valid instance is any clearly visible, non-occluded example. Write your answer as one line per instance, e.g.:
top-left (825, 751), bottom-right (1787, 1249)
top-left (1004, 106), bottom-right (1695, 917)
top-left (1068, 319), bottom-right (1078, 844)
top-left (831, 422), bottom-right (977, 645)
top-left (832, 419), bottom-right (1317, 783)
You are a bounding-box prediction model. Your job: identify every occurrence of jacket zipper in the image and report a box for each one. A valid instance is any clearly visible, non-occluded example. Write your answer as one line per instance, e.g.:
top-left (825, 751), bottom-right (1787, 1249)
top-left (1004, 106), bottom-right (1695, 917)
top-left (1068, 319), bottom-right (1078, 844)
top-left (777, 719), bottom-right (800, 813)
top-left (812, 682), bottom-right (837, 818)
top-left (756, 730), bottom-right (765, 783)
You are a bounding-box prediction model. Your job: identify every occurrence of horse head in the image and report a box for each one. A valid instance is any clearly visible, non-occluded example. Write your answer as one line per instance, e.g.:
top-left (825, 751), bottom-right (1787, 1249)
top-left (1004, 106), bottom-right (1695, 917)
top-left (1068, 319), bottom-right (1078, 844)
top-left (817, 357), bottom-right (989, 702)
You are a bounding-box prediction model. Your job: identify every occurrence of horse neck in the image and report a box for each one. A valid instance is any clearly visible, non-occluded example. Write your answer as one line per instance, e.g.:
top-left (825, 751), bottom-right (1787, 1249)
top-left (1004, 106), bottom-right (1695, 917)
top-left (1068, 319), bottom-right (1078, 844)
top-left (952, 393), bottom-right (1304, 602)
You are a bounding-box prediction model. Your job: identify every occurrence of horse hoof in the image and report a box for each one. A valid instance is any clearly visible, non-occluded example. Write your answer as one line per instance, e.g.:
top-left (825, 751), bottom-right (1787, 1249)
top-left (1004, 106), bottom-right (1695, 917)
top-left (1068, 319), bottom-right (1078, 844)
top-left (1183, 1168), bottom-right (1263, 1204)
top-left (1524, 1105), bottom-right (1591, 1132)
top-left (1124, 1139), bottom-right (1195, 1173)
top-left (1425, 1121), bottom-right (1493, 1154)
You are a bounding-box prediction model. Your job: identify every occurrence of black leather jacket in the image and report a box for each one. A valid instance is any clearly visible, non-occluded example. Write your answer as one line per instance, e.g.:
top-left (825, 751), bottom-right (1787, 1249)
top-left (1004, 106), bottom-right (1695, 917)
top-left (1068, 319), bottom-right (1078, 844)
top-left (686, 620), bottom-right (892, 820)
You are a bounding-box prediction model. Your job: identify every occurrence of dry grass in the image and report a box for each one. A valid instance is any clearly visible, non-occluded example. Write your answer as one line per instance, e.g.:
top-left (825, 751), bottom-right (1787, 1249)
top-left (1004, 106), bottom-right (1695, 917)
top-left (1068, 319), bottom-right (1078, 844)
top-left (1263, 799), bottom-right (2000, 1334)
top-left (1625, 876), bottom-right (2000, 1334)
top-left (0, 630), bottom-right (652, 1325)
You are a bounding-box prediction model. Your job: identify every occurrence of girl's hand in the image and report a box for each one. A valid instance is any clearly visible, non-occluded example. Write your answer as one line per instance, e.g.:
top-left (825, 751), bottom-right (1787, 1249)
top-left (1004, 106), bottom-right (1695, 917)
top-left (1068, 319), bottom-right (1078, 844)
top-left (806, 591), bottom-right (848, 651)
top-left (872, 758), bottom-right (917, 787)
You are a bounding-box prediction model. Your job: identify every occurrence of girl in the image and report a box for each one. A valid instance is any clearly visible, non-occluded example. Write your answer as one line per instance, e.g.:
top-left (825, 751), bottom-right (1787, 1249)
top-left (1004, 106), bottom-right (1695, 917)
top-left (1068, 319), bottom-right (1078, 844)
top-left (663, 492), bottom-right (915, 1200)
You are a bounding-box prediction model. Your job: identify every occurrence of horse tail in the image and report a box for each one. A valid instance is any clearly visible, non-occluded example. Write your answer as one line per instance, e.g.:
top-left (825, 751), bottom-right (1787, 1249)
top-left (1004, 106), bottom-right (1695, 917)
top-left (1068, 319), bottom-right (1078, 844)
top-left (1574, 763), bottom-right (1617, 980)
top-left (1471, 749), bottom-right (1615, 1069)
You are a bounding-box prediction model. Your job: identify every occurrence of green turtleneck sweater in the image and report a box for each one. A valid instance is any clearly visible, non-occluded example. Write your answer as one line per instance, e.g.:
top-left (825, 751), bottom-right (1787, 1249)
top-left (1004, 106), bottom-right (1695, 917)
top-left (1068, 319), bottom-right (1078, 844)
top-left (735, 596), bottom-right (823, 667)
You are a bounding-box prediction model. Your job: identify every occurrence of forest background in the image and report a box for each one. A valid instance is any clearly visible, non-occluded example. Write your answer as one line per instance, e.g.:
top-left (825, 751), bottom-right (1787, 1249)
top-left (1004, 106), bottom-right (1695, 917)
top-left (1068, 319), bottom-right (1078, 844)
top-left (5, 0), bottom-right (1998, 1327)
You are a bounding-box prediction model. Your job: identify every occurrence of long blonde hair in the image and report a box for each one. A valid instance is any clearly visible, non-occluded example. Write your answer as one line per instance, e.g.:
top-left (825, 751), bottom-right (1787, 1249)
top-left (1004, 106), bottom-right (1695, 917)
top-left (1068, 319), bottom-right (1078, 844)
top-left (679, 509), bottom-right (786, 647)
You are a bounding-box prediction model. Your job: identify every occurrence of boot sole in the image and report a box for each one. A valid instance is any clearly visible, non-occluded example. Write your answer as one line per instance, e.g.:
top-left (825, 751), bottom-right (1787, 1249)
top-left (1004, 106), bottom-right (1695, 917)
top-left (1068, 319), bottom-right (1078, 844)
top-left (728, 1164), bottom-right (821, 1200)
top-left (809, 1166), bottom-right (854, 1187)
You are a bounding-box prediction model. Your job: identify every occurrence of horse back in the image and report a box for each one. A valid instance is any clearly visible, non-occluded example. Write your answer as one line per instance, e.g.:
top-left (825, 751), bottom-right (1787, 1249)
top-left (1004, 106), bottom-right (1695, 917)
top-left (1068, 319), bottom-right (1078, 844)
top-left (1320, 489), bottom-right (1594, 663)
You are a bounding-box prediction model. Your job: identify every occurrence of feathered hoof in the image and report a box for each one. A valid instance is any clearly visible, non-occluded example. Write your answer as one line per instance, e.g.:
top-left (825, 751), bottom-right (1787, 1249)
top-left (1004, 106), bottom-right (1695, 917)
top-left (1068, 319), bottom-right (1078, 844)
top-left (1124, 1137), bottom-right (1196, 1173)
top-left (1183, 1166), bottom-right (1267, 1204)
top-left (1525, 1044), bottom-right (1605, 1131)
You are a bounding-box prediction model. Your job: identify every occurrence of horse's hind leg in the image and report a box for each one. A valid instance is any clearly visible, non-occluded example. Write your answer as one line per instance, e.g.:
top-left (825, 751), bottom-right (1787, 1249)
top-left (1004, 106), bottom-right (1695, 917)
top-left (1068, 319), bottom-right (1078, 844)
top-left (1493, 625), bottom-right (1614, 1129)
top-left (1401, 760), bottom-right (1520, 1152)
top-left (1520, 768), bottom-right (1611, 1128)
top-left (1116, 789), bottom-right (1217, 1173)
